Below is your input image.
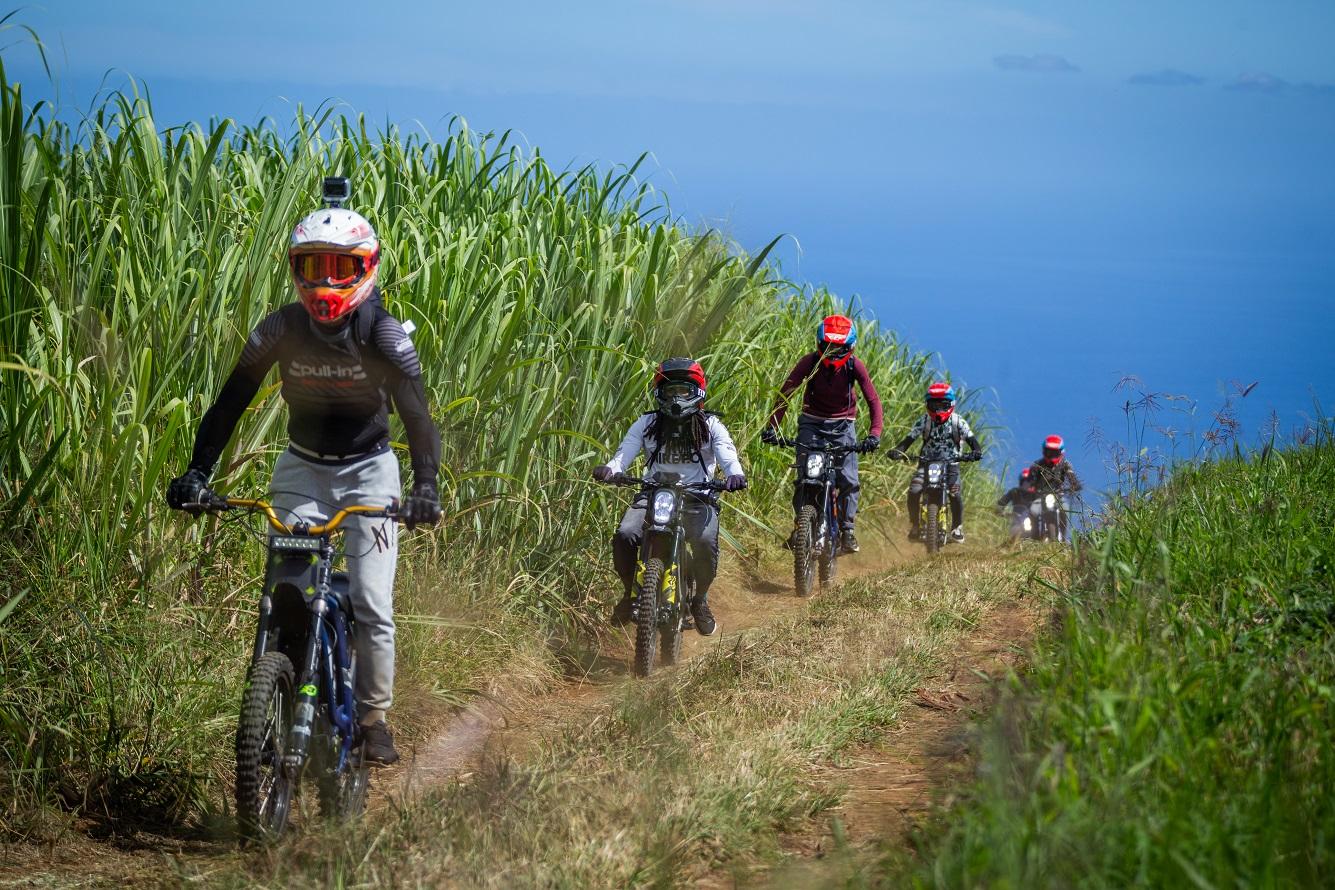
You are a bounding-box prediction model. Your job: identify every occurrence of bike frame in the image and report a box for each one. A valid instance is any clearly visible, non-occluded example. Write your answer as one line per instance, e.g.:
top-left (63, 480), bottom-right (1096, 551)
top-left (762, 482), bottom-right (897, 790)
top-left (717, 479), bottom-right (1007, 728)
top-left (618, 473), bottom-right (722, 627)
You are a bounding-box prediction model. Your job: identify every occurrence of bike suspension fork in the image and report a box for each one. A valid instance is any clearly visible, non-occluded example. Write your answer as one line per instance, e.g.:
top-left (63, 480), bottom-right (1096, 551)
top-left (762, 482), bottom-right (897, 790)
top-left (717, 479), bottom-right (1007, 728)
top-left (285, 596), bottom-right (328, 772)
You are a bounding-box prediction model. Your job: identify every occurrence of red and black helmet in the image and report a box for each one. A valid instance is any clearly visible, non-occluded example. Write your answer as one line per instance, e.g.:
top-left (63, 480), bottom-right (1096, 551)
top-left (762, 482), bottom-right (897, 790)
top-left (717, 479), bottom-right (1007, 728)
top-left (817, 315), bottom-right (858, 369)
top-left (1043, 435), bottom-right (1065, 466)
top-left (654, 358), bottom-right (707, 420)
top-left (1019, 467), bottom-right (1032, 485)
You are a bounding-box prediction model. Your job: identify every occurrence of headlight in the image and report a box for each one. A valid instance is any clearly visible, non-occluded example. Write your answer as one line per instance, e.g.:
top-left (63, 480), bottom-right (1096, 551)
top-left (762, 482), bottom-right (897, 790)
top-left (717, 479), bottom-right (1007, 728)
top-left (1044, 493), bottom-right (1057, 510)
top-left (652, 490), bottom-right (676, 524)
top-left (1022, 517), bottom-right (1033, 531)
top-left (926, 462), bottom-right (944, 484)
top-left (805, 453), bottom-right (826, 478)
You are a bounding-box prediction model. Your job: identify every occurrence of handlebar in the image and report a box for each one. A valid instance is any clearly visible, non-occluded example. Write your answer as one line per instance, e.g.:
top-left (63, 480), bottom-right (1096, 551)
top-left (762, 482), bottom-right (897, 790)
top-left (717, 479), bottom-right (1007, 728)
top-left (182, 492), bottom-right (400, 535)
top-left (607, 475), bottom-right (728, 493)
top-left (889, 452), bottom-right (983, 463)
top-left (765, 437), bottom-right (869, 455)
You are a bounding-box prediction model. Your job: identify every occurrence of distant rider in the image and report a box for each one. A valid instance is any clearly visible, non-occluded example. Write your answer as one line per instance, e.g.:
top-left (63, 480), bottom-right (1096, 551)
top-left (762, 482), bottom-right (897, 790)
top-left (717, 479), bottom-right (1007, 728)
top-left (761, 314), bottom-right (883, 554)
top-left (165, 196), bottom-right (442, 766)
top-left (996, 467), bottom-right (1037, 540)
top-left (592, 359), bottom-right (747, 636)
top-left (887, 382), bottom-right (983, 543)
top-left (1026, 435), bottom-right (1082, 539)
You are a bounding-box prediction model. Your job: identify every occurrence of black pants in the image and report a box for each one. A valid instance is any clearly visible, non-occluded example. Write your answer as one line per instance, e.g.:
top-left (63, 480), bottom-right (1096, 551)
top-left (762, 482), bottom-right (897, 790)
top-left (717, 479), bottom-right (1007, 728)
top-left (612, 496), bottom-right (719, 598)
top-left (907, 463), bottom-right (964, 530)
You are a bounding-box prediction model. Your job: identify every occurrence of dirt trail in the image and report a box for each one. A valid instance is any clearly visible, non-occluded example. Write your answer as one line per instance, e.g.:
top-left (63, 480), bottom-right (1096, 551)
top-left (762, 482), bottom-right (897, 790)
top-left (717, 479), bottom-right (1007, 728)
top-left (387, 533), bottom-right (919, 794)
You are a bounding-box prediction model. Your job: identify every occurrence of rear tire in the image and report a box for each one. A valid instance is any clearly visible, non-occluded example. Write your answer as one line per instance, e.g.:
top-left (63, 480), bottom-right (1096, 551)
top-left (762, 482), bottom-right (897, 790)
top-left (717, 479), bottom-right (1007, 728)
top-left (634, 558), bottom-right (663, 677)
top-left (793, 505), bottom-right (817, 598)
top-left (235, 652), bottom-right (296, 842)
top-left (925, 503), bottom-right (942, 555)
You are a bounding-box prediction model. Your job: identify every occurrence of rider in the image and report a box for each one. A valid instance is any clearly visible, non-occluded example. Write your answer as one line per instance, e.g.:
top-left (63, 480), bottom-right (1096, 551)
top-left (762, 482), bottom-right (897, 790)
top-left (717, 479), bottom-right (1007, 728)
top-left (887, 381), bottom-right (983, 543)
top-left (165, 195), bottom-right (442, 766)
top-left (1026, 435), bottom-right (1082, 539)
top-left (761, 314), bottom-right (883, 554)
top-left (592, 358), bottom-right (747, 637)
top-left (996, 467), bottom-right (1037, 540)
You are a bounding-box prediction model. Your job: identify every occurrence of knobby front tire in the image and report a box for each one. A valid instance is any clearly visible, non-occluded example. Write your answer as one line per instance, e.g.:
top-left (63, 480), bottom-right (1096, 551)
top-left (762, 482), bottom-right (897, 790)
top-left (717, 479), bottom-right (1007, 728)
top-left (235, 651), bottom-right (296, 842)
top-left (926, 503), bottom-right (942, 555)
top-left (635, 558), bottom-right (664, 678)
top-left (794, 505), bottom-right (817, 598)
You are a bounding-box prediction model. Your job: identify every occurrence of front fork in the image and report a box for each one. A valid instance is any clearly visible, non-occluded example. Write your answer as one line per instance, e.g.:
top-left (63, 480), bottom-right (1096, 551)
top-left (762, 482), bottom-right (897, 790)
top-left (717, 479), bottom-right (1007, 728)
top-left (633, 529), bottom-right (683, 621)
top-left (284, 596), bottom-right (327, 775)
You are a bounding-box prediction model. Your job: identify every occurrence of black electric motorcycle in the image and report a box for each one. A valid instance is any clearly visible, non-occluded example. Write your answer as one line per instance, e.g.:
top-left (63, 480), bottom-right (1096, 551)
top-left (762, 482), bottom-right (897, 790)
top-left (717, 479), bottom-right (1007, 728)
top-left (769, 437), bottom-right (868, 597)
top-left (611, 472), bottom-right (728, 678)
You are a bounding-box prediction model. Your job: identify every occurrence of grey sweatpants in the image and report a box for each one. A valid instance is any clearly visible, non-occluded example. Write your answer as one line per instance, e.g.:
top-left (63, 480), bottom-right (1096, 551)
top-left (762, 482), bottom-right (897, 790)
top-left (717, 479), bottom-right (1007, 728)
top-left (794, 416), bottom-right (859, 529)
top-left (270, 448), bottom-right (400, 723)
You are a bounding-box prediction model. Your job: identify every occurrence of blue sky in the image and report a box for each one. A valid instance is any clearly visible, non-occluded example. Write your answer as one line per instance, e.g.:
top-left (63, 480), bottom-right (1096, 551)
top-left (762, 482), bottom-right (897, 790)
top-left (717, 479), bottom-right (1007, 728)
top-left (9, 1), bottom-right (1335, 496)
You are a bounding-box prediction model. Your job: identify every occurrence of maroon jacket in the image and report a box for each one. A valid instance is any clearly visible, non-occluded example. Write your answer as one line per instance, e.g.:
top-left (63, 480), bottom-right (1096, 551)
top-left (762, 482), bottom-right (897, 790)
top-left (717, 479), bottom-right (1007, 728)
top-left (767, 352), bottom-right (883, 437)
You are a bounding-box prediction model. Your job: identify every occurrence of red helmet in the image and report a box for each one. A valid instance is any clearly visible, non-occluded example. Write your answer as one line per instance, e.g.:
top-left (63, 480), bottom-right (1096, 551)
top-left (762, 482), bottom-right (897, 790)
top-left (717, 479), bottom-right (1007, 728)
top-left (926, 381), bottom-right (955, 423)
top-left (653, 358), bottom-right (707, 420)
top-left (1043, 435), bottom-right (1065, 466)
top-left (817, 315), bottom-right (857, 368)
top-left (1019, 467), bottom-right (1031, 485)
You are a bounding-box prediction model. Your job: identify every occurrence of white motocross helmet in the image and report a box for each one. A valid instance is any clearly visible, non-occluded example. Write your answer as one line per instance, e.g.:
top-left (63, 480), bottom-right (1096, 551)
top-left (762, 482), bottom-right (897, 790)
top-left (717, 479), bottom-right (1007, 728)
top-left (288, 208), bottom-right (380, 324)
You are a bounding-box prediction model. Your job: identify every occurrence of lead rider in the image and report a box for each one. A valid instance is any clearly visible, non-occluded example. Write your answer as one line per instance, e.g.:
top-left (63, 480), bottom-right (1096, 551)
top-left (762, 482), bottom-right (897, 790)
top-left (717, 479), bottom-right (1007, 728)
top-left (165, 187), bottom-right (442, 766)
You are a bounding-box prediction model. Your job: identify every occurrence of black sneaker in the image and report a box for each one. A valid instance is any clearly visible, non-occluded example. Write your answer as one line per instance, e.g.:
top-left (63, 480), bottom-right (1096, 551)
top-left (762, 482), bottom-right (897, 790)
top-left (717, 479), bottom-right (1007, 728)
top-left (611, 595), bottom-right (635, 626)
top-left (840, 530), bottom-right (859, 553)
top-left (690, 597), bottom-right (717, 636)
top-left (361, 720), bottom-right (400, 766)
top-left (907, 527), bottom-right (920, 542)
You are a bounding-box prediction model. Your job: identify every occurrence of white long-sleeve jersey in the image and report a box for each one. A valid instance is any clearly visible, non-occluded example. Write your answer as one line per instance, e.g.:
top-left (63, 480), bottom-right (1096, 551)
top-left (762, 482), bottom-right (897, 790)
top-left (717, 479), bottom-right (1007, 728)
top-left (604, 413), bottom-right (744, 484)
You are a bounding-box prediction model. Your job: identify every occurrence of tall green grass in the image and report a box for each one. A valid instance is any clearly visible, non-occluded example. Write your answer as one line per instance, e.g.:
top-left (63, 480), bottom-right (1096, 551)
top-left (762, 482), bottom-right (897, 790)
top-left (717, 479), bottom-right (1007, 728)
top-left (894, 429), bottom-right (1335, 887)
top-left (0, 52), bottom-right (967, 833)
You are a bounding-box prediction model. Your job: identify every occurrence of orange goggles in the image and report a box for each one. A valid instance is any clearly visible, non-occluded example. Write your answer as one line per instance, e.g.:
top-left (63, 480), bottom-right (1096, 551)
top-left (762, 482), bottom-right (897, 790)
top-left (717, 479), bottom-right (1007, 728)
top-left (291, 252), bottom-right (367, 287)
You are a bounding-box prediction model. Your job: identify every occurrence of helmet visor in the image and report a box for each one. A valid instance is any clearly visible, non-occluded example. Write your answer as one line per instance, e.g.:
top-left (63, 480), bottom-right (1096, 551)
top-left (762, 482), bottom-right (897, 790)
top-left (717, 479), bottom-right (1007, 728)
top-left (822, 344), bottom-right (852, 360)
top-left (292, 252), bottom-right (367, 287)
top-left (658, 381), bottom-right (701, 402)
top-left (927, 398), bottom-right (953, 414)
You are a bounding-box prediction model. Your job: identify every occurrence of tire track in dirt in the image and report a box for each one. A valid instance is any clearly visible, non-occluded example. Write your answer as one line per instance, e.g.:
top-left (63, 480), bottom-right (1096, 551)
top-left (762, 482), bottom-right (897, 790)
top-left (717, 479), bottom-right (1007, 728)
top-left (386, 533), bottom-right (921, 795)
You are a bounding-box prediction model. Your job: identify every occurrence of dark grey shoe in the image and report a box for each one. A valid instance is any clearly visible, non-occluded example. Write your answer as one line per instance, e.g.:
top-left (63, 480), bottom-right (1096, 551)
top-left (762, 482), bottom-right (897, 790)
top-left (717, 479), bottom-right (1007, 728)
top-left (690, 597), bottom-right (717, 636)
top-left (907, 527), bottom-right (920, 542)
top-left (840, 530), bottom-right (860, 553)
top-left (361, 720), bottom-right (400, 766)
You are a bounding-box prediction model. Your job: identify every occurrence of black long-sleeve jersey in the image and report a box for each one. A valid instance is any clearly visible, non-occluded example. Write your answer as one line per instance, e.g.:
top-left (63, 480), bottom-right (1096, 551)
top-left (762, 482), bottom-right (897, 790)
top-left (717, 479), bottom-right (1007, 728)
top-left (188, 297), bottom-right (440, 485)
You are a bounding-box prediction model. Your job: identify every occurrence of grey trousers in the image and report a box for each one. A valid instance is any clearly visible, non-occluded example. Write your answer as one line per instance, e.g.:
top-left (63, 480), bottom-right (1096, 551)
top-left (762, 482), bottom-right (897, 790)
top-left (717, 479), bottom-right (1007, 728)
top-left (270, 448), bottom-right (400, 723)
top-left (794, 416), bottom-right (859, 529)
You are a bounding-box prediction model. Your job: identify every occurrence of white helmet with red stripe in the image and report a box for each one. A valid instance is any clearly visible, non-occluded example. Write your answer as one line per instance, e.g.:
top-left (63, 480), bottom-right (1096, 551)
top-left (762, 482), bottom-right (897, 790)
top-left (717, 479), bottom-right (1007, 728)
top-left (288, 208), bottom-right (381, 324)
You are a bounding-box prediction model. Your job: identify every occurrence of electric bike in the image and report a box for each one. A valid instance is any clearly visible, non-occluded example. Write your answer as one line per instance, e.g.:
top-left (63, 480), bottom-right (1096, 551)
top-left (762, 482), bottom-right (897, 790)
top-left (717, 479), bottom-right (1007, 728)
top-left (184, 492), bottom-right (399, 841)
top-left (611, 472), bottom-right (727, 678)
top-left (769, 437), bottom-right (867, 597)
top-left (894, 451), bottom-right (981, 554)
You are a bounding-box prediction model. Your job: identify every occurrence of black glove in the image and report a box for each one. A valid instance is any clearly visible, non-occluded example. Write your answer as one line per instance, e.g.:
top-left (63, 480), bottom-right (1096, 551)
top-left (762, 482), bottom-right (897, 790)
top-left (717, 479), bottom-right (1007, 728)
top-left (724, 474), bottom-right (748, 492)
top-left (888, 448), bottom-right (908, 461)
top-left (401, 481), bottom-right (442, 529)
top-left (166, 468), bottom-right (209, 510)
top-left (592, 465), bottom-right (614, 483)
top-left (859, 435), bottom-right (880, 453)
top-left (965, 451), bottom-right (984, 462)
top-left (760, 427), bottom-right (780, 446)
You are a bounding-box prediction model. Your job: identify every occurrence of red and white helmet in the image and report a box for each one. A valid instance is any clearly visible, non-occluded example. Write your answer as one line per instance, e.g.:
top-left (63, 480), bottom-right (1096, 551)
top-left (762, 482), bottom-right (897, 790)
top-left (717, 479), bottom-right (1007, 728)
top-left (288, 208), bottom-right (380, 324)
top-left (1043, 435), bottom-right (1065, 466)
